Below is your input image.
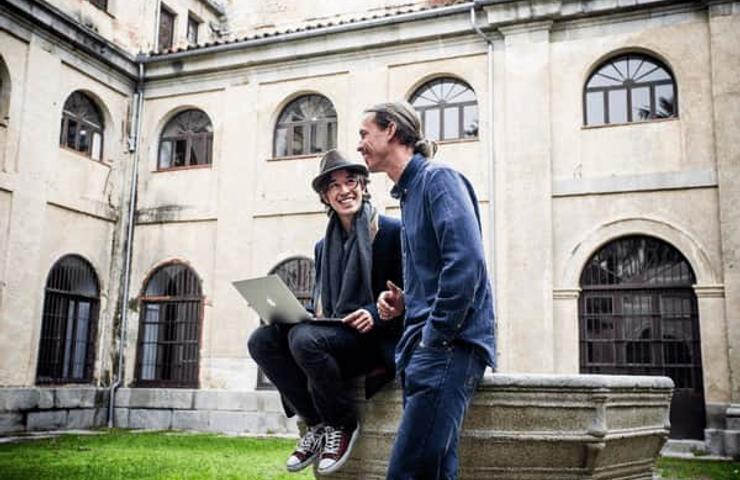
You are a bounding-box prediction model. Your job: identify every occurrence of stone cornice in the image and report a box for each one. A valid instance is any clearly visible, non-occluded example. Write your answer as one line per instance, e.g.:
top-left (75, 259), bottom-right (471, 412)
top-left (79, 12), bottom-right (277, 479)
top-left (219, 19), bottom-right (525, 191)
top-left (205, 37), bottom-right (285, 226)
top-left (1, 0), bottom-right (138, 81)
top-left (693, 284), bottom-right (725, 298)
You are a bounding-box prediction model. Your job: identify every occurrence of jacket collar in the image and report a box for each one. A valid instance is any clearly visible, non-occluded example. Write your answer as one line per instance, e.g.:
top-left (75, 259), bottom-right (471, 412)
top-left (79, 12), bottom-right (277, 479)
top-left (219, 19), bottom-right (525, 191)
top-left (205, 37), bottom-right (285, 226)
top-left (390, 153), bottom-right (426, 200)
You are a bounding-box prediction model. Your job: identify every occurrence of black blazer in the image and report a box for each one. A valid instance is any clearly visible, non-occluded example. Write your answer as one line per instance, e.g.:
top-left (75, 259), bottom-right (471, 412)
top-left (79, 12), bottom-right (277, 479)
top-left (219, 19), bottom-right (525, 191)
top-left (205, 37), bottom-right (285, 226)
top-left (312, 214), bottom-right (404, 395)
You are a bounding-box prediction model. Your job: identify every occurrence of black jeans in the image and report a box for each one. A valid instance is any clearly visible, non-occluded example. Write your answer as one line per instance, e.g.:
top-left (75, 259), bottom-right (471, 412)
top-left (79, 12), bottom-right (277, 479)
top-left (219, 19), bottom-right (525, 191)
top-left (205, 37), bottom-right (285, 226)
top-left (248, 322), bottom-right (377, 428)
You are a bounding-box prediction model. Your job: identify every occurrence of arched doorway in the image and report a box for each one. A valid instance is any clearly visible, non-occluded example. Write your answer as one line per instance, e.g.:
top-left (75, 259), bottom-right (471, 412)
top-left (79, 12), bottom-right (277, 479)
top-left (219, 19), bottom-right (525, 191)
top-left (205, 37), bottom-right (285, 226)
top-left (578, 235), bottom-right (705, 439)
top-left (256, 256), bottom-right (315, 389)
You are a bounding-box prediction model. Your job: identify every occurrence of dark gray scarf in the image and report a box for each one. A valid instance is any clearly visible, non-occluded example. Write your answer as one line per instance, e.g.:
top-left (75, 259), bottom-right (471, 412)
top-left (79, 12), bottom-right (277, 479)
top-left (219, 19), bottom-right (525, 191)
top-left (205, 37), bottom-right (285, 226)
top-left (315, 201), bottom-right (376, 318)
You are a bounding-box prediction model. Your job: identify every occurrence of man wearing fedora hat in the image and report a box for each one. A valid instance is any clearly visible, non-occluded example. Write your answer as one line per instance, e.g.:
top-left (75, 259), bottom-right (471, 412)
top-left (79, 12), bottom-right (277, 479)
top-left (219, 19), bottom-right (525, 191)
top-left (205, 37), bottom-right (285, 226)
top-left (248, 149), bottom-right (403, 475)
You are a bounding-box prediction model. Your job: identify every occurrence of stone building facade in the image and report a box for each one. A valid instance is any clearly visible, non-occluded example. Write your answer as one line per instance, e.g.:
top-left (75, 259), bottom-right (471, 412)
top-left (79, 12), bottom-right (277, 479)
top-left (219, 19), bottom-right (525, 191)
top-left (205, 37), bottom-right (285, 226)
top-left (0, 0), bottom-right (738, 457)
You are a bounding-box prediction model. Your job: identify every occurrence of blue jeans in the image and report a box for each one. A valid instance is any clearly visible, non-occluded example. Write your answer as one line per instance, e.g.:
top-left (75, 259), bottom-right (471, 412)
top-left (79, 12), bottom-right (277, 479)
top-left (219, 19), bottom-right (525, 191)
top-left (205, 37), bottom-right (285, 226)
top-left (387, 343), bottom-right (486, 480)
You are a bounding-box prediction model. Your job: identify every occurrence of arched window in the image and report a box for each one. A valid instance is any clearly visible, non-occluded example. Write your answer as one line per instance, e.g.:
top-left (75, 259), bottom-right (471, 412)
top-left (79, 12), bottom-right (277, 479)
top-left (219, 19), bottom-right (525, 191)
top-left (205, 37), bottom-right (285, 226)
top-left (135, 263), bottom-right (203, 388)
top-left (36, 255), bottom-right (99, 384)
top-left (578, 235), bottom-right (704, 439)
top-left (410, 77), bottom-right (478, 141)
top-left (257, 256), bottom-right (315, 389)
top-left (273, 95), bottom-right (337, 158)
top-left (158, 109), bottom-right (213, 170)
top-left (584, 53), bottom-right (677, 126)
top-left (59, 91), bottom-right (104, 160)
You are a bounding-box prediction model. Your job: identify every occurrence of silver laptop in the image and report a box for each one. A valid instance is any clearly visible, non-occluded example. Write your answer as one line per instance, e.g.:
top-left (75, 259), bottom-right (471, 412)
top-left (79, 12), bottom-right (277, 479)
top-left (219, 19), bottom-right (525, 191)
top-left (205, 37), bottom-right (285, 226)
top-left (233, 275), bottom-right (342, 324)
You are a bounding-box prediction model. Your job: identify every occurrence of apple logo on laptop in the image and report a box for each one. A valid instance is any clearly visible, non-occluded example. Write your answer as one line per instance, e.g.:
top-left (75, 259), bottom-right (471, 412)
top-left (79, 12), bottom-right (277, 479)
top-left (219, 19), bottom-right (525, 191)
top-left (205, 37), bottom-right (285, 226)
top-left (267, 297), bottom-right (276, 308)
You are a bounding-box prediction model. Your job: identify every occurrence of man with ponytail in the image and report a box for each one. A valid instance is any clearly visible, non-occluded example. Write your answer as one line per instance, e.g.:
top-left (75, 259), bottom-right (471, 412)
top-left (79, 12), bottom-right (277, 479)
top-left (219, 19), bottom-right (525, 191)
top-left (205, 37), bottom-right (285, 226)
top-left (358, 101), bottom-right (496, 479)
top-left (248, 149), bottom-right (403, 475)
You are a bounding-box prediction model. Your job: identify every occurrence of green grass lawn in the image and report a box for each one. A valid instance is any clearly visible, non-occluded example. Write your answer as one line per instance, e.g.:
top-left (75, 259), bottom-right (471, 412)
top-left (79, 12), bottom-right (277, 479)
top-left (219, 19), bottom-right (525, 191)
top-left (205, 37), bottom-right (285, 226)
top-left (0, 430), bottom-right (313, 480)
top-left (658, 457), bottom-right (740, 480)
top-left (1, 430), bottom-right (739, 479)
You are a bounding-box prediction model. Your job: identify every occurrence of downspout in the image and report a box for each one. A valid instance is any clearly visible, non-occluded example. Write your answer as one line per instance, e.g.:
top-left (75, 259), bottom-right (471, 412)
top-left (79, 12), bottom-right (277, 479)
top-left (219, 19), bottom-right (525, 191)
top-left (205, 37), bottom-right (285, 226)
top-left (108, 61), bottom-right (144, 427)
top-left (469, 3), bottom-right (497, 306)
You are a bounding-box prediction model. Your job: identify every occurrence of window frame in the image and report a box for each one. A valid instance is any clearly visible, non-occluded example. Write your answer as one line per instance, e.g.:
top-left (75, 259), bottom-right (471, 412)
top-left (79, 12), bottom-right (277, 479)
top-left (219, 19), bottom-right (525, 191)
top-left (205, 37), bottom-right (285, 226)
top-left (134, 262), bottom-right (204, 389)
top-left (583, 53), bottom-right (678, 127)
top-left (409, 77), bottom-right (479, 142)
top-left (186, 13), bottom-right (200, 46)
top-left (157, 109), bottom-right (214, 171)
top-left (36, 255), bottom-right (100, 385)
top-left (59, 91), bottom-right (105, 161)
top-left (158, 4), bottom-right (176, 51)
top-left (272, 95), bottom-right (337, 159)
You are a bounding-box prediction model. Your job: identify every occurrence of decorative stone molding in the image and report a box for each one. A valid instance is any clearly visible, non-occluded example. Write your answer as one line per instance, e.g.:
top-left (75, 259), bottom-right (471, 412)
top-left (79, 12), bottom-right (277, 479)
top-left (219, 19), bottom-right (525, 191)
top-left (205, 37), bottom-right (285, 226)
top-left (693, 284), bottom-right (725, 298)
top-left (553, 287), bottom-right (581, 300)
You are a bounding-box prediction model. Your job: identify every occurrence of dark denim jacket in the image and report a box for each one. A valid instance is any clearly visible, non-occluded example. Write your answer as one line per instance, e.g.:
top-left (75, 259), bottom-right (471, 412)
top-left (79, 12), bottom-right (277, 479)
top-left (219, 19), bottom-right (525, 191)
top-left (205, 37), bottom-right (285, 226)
top-left (391, 154), bottom-right (496, 372)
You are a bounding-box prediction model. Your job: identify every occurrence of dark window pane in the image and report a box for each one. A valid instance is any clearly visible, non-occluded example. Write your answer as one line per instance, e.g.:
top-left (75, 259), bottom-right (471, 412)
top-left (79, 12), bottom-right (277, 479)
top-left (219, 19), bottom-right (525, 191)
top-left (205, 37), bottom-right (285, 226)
top-left (656, 84), bottom-right (676, 118)
top-left (608, 89), bottom-right (627, 124)
top-left (190, 135), bottom-right (207, 165)
top-left (77, 125), bottom-right (90, 153)
top-left (173, 139), bottom-right (187, 166)
top-left (586, 92), bottom-right (604, 125)
top-left (66, 119), bottom-right (78, 149)
top-left (309, 123), bottom-right (322, 153)
top-left (159, 8), bottom-right (175, 51)
top-left (292, 125), bottom-right (305, 156)
top-left (327, 121), bottom-right (337, 150)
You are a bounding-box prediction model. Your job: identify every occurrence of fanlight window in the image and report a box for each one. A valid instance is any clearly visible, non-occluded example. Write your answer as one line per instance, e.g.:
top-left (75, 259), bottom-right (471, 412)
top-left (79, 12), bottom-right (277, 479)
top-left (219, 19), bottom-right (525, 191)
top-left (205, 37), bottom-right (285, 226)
top-left (36, 255), bottom-right (99, 384)
top-left (158, 109), bottom-right (213, 170)
top-left (135, 263), bottom-right (203, 387)
top-left (273, 95), bottom-right (337, 158)
top-left (410, 77), bottom-right (478, 141)
top-left (584, 53), bottom-right (677, 126)
top-left (60, 91), bottom-right (104, 160)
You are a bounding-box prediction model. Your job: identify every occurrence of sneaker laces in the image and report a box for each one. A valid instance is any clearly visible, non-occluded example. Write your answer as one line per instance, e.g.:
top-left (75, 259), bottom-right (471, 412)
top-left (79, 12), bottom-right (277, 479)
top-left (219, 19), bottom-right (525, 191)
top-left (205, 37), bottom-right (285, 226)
top-left (296, 425), bottom-right (323, 453)
top-left (322, 426), bottom-right (344, 455)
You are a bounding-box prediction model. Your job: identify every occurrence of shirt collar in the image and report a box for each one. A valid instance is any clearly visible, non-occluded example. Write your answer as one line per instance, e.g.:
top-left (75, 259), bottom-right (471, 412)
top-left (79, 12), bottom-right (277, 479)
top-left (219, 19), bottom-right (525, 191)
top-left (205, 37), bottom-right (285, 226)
top-left (390, 153), bottom-right (426, 200)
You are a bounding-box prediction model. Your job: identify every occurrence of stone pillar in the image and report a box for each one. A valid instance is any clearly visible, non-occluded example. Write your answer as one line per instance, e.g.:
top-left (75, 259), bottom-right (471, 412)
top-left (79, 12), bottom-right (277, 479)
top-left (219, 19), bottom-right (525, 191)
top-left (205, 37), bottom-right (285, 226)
top-left (552, 288), bottom-right (581, 373)
top-left (708, 2), bottom-right (740, 457)
top-left (497, 21), bottom-right (555, 373)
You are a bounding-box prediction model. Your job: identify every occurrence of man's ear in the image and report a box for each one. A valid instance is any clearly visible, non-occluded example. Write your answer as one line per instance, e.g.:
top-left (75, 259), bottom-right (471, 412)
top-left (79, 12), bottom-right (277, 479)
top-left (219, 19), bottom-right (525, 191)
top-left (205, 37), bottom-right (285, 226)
top-left (387, 121), bottom-right (397, 141)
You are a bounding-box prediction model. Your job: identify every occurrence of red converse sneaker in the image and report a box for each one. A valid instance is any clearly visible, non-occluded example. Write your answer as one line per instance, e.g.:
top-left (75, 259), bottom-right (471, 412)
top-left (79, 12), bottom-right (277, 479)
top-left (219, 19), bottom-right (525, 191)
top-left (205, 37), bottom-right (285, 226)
top-left (317, 423), bottom-right (360, 474)
top-left (286, 424), bottom-right (324, 472)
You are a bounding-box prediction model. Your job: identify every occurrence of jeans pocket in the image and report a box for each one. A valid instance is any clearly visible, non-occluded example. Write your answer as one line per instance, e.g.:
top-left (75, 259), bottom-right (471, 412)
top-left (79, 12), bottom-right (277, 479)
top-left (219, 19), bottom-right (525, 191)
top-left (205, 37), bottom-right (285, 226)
top-left (404, 345), bottom-right (454, 396)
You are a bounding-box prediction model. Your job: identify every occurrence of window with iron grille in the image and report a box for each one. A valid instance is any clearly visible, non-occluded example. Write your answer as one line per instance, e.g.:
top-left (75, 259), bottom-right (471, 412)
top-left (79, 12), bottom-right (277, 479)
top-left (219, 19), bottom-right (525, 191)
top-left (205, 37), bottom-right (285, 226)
top-left (158, 109), bottom-right (213, 170)
top-left (135, 263), bottom-right (203, 388)
top-left (584, 53), bottom-right (677, 126)
top-left (578, 235), bottom-right (705, 439)
top-left (36, 255), bottom-right (99, 384)
top-left (257, 257), bottom-right (315, 389)
top-left (158, 5), bottom-right (176, 51)
top-left (59, 91), bottom-right (104, 161)
top-left (410, 77), bottom-right (478, 141)
top-left (88, 0), bottom-right (107, 11)
top-left (273, 95), bottom-right (337, 158)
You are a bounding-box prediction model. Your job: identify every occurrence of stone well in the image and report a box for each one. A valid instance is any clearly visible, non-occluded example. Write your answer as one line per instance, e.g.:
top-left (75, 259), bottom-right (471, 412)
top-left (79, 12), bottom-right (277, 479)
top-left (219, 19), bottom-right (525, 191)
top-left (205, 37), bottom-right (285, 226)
top-left (324, 373), bottom-right (673, 479)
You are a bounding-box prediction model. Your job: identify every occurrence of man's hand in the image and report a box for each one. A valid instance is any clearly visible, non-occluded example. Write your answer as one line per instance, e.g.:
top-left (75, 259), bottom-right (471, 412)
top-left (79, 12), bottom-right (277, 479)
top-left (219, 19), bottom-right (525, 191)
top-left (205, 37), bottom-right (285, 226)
top-left (342, 309), bottom-right (374, 333)
top-left (377, 280), bottom-right (404, 320)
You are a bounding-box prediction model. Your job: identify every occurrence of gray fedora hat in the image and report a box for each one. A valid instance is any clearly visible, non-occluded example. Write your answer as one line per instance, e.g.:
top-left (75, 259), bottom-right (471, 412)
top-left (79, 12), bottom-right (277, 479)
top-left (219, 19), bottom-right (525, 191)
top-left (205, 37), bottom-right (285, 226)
top-left (311, 149), bottom-right (369, 193)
